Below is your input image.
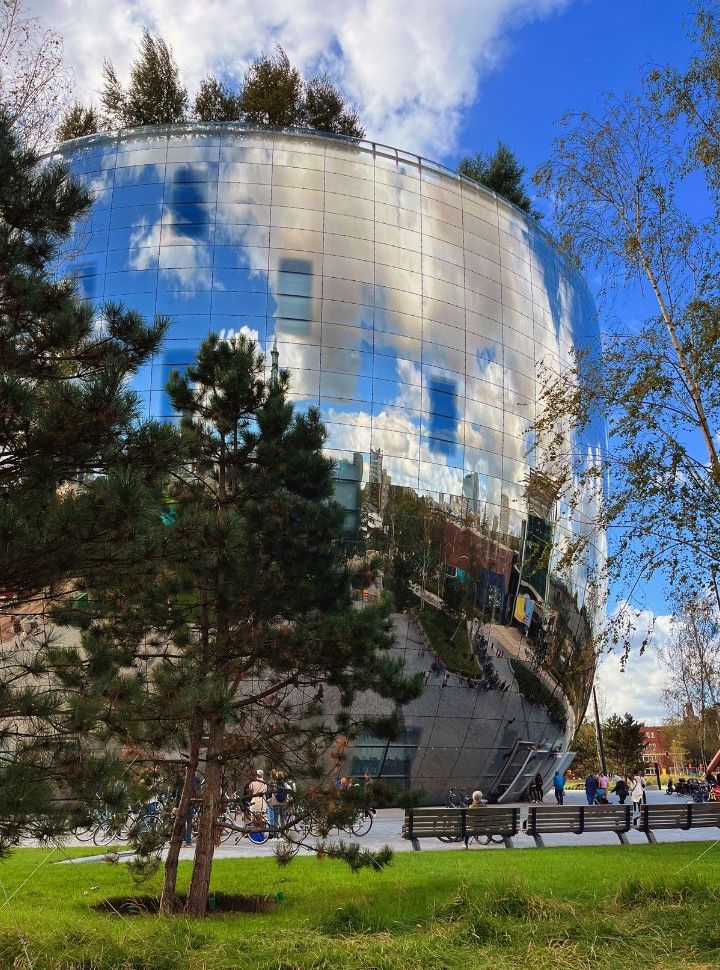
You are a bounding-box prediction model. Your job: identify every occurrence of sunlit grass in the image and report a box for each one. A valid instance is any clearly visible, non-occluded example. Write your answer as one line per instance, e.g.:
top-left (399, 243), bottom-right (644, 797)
top-left (1, 842), bottom-right (719, 968)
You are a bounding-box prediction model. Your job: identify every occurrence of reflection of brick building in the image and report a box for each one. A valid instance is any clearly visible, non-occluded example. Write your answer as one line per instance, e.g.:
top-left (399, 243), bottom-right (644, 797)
top-left (443, 519), bottom-right (515, 614)
top-left (641, 726), bottom-right (672, 772)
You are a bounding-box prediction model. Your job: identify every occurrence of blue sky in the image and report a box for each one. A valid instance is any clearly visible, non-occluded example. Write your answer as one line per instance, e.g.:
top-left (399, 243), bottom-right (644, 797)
top-left (454, 1), bottom-right (693, 176)
top-left (39, 0), bottom-right (701, 719)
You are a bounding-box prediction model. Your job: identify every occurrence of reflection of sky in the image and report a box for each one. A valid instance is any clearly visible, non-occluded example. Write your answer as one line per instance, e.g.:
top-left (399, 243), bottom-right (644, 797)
top-left (51, 126), bottom-right (606, 624)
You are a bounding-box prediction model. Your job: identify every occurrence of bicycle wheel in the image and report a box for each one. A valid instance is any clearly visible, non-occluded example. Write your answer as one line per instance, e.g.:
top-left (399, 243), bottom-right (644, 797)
top-left (350, 811), bottom-right (373, 837)
top-left (436, 834), bottom-right (462, 843)
top-left (215, 815), bottom-right (237, 844)
top-left (490, 834), bottom-right (506, 844)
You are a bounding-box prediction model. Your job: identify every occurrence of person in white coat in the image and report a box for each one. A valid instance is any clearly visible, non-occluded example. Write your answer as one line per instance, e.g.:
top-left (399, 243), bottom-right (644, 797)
top-left (630, 773), bottom-right (645, 822)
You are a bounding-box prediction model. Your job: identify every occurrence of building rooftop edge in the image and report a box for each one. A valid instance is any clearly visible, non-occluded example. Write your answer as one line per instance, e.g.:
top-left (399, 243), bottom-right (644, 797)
top-left (49, 121), bottom-right (563, 247)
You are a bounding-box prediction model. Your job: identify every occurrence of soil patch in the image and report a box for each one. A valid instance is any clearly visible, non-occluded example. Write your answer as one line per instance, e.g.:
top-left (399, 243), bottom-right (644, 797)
top-left (92, 893), bottom-right (278, 915)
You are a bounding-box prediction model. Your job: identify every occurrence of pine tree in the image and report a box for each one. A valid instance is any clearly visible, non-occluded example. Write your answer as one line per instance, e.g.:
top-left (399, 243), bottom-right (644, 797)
top-left (193, 76), bottom-right (243, 122)
top-left (302, 74), bottom-right (365, 138)
top-left (58, 332), bottom-right (421, 915)
top-left (0, 115), bottom-right (178, 849)
top-left (459, 142), bottom-right (539, 217)
top-left (101, 30), bottom-right (187, 129)
top-left (240, 47), bottom-right (304, 128)
top-left (56, 102), bottom-right (100, 142)
top-left (603, 713), bottom-right (647, 775)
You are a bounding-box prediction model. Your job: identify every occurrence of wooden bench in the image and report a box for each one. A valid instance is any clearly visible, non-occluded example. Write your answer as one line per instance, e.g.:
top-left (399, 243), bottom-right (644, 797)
top-left (525, 805), bottom-right (633, 847)
top-left (639, 802), bottom-right (720, 843)
top-left (402, 807), bottom-right (519, 851)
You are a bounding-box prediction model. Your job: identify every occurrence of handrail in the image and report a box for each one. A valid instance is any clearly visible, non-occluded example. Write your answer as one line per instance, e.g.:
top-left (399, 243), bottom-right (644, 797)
top-left (44, 120), bottom-right (572, 249)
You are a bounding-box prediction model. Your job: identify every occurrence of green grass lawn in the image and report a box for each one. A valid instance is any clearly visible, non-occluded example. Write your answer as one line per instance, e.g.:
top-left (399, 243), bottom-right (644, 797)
top-left (1, 843), bottom-right (719, 969)
top-left (414, 605), bottom-right (475, 676)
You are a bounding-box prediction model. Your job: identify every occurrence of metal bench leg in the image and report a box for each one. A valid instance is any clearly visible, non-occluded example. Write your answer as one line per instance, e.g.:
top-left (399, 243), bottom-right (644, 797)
top-left (411, 837), bottom-right (421, 851)
top-left (503, 836), bottom-right (514, 849)
top-left (616, 832), bottom-right (629, 845)
top-left (644, 830), bottom-right (657, 845)
top-left (532, 834), bottom-right (545, 848)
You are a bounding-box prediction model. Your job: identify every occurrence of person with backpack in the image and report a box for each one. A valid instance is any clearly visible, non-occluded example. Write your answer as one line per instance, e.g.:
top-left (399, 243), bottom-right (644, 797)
top-left (268, 769), bottom-right (289, 836)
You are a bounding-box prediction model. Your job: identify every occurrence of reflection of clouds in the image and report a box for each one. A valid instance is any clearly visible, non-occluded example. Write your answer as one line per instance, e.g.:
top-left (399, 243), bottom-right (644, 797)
top-left (219, 325), bottom-right (260, 345)
top-left (324, 404), bottom-right (467, 496)
top-left (54, 128), bottom-right (606, 637)
top-left (129, 216), bottom-right (217, 292)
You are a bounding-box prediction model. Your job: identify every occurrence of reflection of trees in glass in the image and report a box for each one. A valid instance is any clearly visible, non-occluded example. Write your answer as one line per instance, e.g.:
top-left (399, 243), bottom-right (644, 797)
top-left (381, 487), bottom-right (444, 610)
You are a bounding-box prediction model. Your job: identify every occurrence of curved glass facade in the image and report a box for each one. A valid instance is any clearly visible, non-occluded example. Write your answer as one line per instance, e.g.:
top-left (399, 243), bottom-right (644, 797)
top-left (51, 125), bottom-right (605, 802)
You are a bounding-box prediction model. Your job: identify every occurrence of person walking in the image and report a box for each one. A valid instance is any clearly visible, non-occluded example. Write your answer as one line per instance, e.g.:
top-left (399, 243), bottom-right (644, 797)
top-left (552, 769), bottom-right (565, 805)
top-left (613, 776), bottom-right (629, 804)
top-left (585, 772), bottom-right (598, 806)
top-left (630, 773), bottom-right (644, 822)
top-left (533, 772), bottom-right (544, 803)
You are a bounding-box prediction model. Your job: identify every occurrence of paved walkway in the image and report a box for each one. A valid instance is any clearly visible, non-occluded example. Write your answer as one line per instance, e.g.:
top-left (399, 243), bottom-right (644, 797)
top-left (54, 789), bottom-right (720, 863)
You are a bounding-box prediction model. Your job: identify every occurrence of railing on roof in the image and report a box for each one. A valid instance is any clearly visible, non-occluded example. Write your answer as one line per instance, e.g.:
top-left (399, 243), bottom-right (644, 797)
top-left (48, 120), bottom-right (551, 233)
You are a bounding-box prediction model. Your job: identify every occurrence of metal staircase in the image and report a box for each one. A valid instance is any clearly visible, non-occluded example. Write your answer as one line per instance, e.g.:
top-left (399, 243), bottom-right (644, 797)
top-left (488, 740), bottom-right (575, 802)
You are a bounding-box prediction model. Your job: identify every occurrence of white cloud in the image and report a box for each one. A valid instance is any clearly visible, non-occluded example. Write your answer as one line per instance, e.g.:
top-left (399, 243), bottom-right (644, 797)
top-left (38, 0), bottom-right (570, 157)
top-left (596, 608), bottom-right (672, 724)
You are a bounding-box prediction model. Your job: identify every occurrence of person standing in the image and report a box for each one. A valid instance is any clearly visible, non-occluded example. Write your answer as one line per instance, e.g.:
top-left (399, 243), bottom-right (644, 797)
top-left (247, 769), bottom-right (268, 828)
top-left (630, 773), bottom-right (644, 822)
top-left (613, 776), bottom-right (629, 804)
top-left (533, 772), bottom-right (544, 802)
top-left (598, 771), bottom-right (609, 799)
top-left (552, 770), bottom-right (565, 805)
top-left (266, 769), bottom-right (278, 834)
top-left (272, 771), bottom-right (289, 834)
top-left (585, 772), bottom-right (598, 806)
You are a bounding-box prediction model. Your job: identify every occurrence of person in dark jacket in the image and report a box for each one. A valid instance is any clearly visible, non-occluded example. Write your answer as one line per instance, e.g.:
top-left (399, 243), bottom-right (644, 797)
top-left (585, 773), bottom-right (598, 806)
top-left (613, 776), bottom-right (629, 804)
top-left (532, 772), bottom-right (544, 802)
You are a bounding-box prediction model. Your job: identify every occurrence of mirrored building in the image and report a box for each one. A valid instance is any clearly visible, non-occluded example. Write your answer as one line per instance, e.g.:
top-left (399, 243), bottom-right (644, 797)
top-left (51, 124), bottom-right (606, 802)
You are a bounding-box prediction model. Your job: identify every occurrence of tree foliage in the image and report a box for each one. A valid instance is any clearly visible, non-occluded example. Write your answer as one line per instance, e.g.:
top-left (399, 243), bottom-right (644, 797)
top-left (55, 37), bottom-right (364, 142)
top-left (303, 73), bottom-right (364, 138)
top-left (570, 720), bottom-right (600, 776)
top-left (651, 4), bottom-right (720, 200)
top-left (659, 597), bottom-right (720, 764)
top-left (603, 712), bottom-right (646, 775)
top-left (52, 333), bottom-right (419, 915)
top-left (240, 46), bottom-right (304, 128)
top-left (56, 102), bottom-right (100, 142)
top-left (239, 47), bottom-right (364, 138)
top-left (192, 76), bottom-right (242, 123)
top-left (0, 117), bottom-right (176, 850)
top-left (529, 13), bottom-right (720, 635)
top-left (0, 0), bottom-right (70, 148)
top-left (458, 142), bottom-right (539, 216)
top-left (101, 29), bottom-right (188, 129)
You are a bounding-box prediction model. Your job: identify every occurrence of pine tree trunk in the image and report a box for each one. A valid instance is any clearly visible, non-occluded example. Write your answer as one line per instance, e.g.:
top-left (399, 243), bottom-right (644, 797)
top-left (159, 717), bottom-right (203, 914)
top-left (186, 718), bottom-right (224, 917)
